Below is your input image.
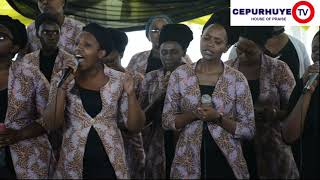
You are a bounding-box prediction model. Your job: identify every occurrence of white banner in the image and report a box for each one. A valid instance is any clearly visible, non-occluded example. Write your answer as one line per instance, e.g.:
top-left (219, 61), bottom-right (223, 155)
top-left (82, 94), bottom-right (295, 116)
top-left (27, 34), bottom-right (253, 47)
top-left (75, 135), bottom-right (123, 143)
top-left (230, 0), bottom-right (320, 26)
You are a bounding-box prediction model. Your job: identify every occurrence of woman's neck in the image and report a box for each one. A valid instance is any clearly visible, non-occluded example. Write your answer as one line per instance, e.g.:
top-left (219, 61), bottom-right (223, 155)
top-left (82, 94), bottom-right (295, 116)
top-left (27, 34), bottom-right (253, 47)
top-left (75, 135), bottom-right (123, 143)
top-left (164, 62), bottom-right (183, 74)
top-left (41, 47), bottom-right (58, 57)
top-left (56, 13), bottom-right (65, 26)
top-left (151, 48), bottom-right (160, 59)
top-left (78, 63), bottom-right (104, 81)
top-left (0, 58), bottom-right (11, 71)
top-left (239, 54), bottom-right (262, 67)
top-left (199, 58), bottom-right (223, 73)
top-left (106, 57), bottom-right (125, 72)
top-left (0, 61), bottom-right (10, 90)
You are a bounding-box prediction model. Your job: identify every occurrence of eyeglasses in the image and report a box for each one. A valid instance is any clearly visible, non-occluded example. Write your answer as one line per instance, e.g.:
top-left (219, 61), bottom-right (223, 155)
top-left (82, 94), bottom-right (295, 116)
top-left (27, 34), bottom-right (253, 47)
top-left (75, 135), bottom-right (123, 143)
top-left (150, 29), bottom-right (161, 33)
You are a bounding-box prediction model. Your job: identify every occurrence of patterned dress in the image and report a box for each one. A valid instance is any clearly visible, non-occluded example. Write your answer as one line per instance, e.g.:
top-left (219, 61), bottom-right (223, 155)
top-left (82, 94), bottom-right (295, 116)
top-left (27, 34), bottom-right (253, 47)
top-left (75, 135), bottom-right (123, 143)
top-left (162, 62), bottom-right (255, 179)
top-left (5, 49), bottom-right (75, 178)
top-left (126, 50), bottom-right (192, 75)
top-left (139, 68), bottom-right (168, 178)
top-left (41, 65), bottom-right (130, 179)
top-left (226, 54), bottom-right (299, 179)
top-left (27, 17), bottom-right (84, 54)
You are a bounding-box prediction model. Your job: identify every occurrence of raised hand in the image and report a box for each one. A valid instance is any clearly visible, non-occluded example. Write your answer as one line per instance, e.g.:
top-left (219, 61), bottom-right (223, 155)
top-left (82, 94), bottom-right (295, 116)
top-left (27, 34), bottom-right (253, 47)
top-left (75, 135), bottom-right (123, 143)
top-left (303, 62), bottom-right (319, 84)
top-left (124, 72), bottom-right (135, 96)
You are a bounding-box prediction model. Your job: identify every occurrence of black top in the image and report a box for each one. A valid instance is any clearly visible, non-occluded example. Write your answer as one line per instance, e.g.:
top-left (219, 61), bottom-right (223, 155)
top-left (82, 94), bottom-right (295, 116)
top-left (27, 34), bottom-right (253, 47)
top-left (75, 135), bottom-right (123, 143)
top-left (266, 39), bottom-right (300, 82)
top-left (78, 86), bottom-right (102, 118)
top-left (244, 80), bottom-right (260, 179)
top-left (289, 80), bottom-right (320, 179)
top-left (0, 88), bottom-right (15, 178)
top-left (78, 86), bottom-right (116, 178)
top-left (145, 51), bottom-right (163, 74)
top-left (248, 79), bottom-right (260, 104)
top-left (0, 88), bottom-right (8, 122)
top-left (144, 83), bottom-right (175, 178)
top-left (199, 85), bottom-right (235, 178)
top-left (39, 49), bottom-right (58, 82)
top-left (266, 39), bottom-right (303, 110)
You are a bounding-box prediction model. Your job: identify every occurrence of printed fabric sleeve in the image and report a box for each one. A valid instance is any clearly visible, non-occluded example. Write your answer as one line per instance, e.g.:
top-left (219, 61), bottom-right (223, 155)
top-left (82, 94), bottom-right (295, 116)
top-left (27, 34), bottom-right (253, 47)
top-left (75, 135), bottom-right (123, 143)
top-left (233, 75), bottom-right (255, 140)
top-left (5, 63), bottom-right (46, 130)
top-left (126, 53), bottom-right (139, 72)
top-left (119, 87), bottom-right (129, 129)
top-left (37, 70), bottom-right (63, 130)
top-left (138, 73), bottom-right (152, 109)
top-left (162, 71), bottom-right (181, 131)
top-left (276, 61), bottom-right (296, 108)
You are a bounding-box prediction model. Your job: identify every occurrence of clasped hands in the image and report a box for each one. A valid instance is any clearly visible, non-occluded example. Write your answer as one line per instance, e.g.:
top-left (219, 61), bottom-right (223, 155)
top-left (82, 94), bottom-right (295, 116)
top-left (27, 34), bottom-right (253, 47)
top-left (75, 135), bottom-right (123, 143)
top-left (191, 104), bottom-right (222, 123)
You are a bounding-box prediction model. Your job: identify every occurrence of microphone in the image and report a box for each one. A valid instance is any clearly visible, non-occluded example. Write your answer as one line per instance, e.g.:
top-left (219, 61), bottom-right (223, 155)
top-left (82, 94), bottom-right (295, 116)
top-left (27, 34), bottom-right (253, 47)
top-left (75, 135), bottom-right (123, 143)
top-left (303, 73), bottom-right (319, 94)
top-left (57, 55), bottom-right (82, 88)
top-left (201, 94), bottom-right (212, 107)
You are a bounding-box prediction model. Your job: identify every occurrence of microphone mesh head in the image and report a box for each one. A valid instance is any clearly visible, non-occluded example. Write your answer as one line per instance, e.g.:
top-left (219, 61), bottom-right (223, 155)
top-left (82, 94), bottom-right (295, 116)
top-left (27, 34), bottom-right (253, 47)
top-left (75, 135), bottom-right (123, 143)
top-left (201, 94), bottom-right (212, 105)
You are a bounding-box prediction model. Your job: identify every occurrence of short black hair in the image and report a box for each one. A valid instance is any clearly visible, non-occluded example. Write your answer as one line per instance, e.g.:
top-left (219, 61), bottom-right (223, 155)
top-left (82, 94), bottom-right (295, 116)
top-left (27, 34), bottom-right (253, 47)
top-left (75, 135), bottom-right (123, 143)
top-left (159, 24), bottom-right (193, 50)
top-left (83, 23), bottom-right (114, 56)
top-left (241, 26), bottom-right (274, 47)
top-left (110, 28), bottom-right (128, 54)
top-left (35, 13), bottom-right (60, 32)
top-left (0, 15), bottom-right (27, 49)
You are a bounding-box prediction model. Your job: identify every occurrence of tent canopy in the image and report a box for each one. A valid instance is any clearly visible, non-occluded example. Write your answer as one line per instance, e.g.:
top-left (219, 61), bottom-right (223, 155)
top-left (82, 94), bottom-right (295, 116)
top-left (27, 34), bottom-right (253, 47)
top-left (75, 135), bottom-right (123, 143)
top-left (6, 0), bottom-right (228, 31)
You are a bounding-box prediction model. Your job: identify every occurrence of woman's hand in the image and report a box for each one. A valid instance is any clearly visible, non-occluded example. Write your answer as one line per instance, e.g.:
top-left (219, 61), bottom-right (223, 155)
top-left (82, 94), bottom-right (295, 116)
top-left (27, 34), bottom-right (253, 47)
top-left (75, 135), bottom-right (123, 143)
top-left (59, 60), bottom-right (77, 91)
top-left (124, 72), bottom-right (135, 96)
top-left (0, 128), bottom-right (20, 147)
top-left (197, 105), bottom-right (221, 123)
top-left (303, 62), bottom-right (319, 84)
top-left (302, 62), bottom-right (319, 94)
top-left (254, 98), bottom-right (278, 122)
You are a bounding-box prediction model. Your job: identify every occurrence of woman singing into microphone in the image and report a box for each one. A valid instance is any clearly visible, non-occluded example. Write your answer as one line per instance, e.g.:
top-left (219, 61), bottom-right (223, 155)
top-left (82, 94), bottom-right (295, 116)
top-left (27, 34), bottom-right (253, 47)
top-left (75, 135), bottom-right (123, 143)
top-left (41, 23), bottom-right (145, 179)
top-left (162, 22), bottom-right (255, 178)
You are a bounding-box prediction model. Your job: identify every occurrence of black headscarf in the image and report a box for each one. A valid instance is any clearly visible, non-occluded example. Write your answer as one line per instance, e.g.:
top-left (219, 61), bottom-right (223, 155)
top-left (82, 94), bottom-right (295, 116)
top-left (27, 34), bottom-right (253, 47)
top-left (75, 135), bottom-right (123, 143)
top-left (0, 15), bottom-right (27, 49)
top-left (159, 24), bottom-right (193, 50)
top-left (241, 26), bottom-right (274, 47)
top-left (203, 8), bottom-right (242, 45)
top-left (110, 28), bottom-right (128, 54)
top-left (83, 23), bottom-right (114, 55)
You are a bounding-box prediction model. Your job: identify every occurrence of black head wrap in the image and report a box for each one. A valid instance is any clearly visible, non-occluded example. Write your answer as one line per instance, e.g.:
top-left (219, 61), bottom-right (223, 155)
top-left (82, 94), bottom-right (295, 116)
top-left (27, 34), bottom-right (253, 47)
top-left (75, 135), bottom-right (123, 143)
top-left (145, 15), bottom-right (173, 38)
top-left (0, 15), bottom-right (27, 49)
top-left (313, 29), bottom-right (319, 41)
top-left (35, 13), bottom-right (60, 32)
top-left (272, 26), bottom-right (285, 36)
top-left (159, 24), bottom-right (193, 50)
top-left (203, 8), bottom-right (243, 45)
top-left (83, 23), bottom-right (114, 55)
top-left (241, 26), bottom-right (274, 47)
top-left (110, 28), bottom-right (128, 54)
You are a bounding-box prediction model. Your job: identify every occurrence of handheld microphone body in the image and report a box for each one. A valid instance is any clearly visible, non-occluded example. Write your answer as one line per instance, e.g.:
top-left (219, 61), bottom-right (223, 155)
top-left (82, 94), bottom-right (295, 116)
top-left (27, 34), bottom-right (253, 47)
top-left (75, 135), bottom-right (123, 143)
top-left (57, 55), bottom-right (83, 88)
top-left (57, 68), bottom-right (73, 88)
top-left (303, 73), bottom-right (319, 94)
